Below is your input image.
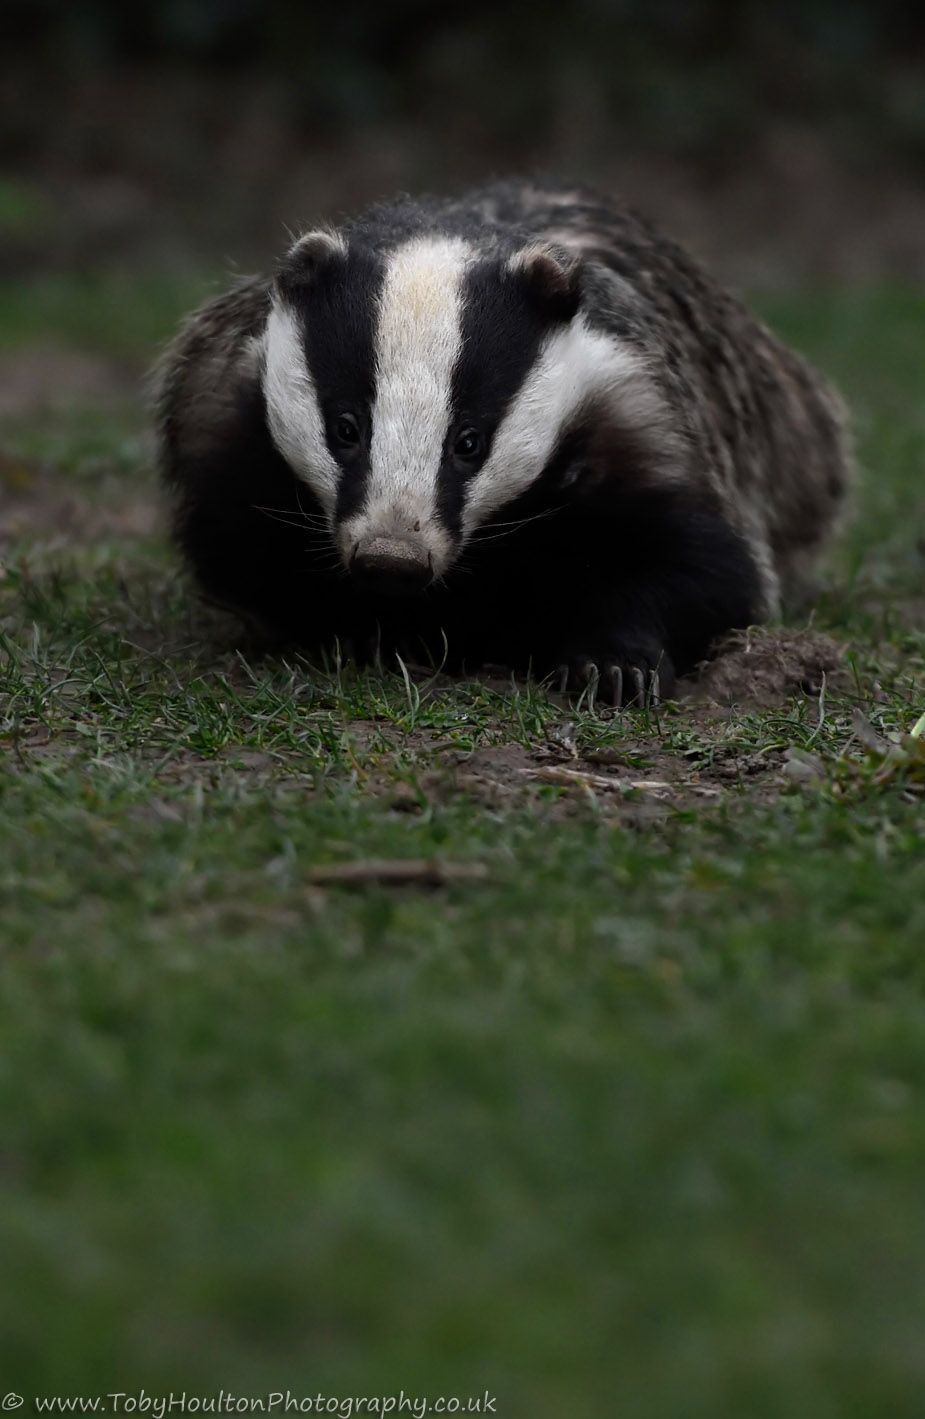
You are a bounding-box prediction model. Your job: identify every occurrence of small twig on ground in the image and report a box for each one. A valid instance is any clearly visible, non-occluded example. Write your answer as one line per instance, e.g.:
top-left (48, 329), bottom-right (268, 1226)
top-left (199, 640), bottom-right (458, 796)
top-left (522, 766), bottom-right (673, 793)
top-left (307, 858), bottom-right (489, 887)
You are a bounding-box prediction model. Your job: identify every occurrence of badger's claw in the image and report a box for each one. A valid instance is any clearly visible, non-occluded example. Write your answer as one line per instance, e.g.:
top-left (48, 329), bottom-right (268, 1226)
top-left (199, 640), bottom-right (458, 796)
top-left (550, 646), bottom-right (675, 707)
top-left (600, 663), bottom-right (623, 706)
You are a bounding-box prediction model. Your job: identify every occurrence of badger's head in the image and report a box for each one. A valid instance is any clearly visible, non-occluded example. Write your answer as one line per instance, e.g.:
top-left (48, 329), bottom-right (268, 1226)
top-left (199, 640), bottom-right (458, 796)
top-left (261, 225), bottom-right (671, 594)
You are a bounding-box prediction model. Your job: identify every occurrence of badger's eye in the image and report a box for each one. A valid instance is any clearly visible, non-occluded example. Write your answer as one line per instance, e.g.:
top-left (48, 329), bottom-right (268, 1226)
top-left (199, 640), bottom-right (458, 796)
top-left (453, 428), bottom-right (482, 461)
top-left (333, 413), bottom-right (361, 448)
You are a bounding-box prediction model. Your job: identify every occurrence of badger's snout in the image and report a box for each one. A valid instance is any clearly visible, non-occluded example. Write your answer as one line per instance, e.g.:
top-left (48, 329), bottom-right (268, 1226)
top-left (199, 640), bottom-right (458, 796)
top-left (350, 536), bottom-right (433, 595)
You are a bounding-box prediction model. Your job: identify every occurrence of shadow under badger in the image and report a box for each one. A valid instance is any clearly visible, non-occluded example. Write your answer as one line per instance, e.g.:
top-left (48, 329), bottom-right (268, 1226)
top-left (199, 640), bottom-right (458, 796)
top-left (155, 180), bottom-right (851, 704)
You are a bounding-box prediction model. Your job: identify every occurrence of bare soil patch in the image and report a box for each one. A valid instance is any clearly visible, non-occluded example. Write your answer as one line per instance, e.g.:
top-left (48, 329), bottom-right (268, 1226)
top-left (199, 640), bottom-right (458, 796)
top-left (440, 733), bottom-right (788, 820)
top-left (687, 627), bottom-right (850, 707)
top-left (0, 479), bottom-right (159, 544)
top-left (0, 345), bottom-right (136, 417)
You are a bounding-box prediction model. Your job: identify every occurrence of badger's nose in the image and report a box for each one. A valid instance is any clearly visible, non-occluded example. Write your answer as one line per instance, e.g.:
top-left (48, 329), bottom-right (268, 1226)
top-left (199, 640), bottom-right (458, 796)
top-left (350, 536), bottom-right (432, 595)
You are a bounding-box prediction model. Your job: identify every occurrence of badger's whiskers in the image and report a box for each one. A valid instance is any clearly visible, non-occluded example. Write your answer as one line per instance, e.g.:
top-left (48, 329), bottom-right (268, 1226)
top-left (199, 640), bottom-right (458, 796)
top-left (471, 505), bottom-right (563, 544)
top-left (252, 503), bottom-right (332, 534)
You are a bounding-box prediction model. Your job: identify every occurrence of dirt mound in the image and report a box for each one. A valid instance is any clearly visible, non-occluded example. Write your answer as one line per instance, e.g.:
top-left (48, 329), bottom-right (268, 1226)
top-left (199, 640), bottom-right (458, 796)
top-left (689, 628), bottom-right (849, 708)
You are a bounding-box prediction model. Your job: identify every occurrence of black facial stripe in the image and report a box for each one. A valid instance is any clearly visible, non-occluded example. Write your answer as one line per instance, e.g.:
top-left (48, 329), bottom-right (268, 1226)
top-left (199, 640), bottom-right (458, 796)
top-left (467, 425), bottom-right (591, 547)
top-left (437, 259), bottom-right (552, 535)
top-left (293, 246), bottom-right (385, 524)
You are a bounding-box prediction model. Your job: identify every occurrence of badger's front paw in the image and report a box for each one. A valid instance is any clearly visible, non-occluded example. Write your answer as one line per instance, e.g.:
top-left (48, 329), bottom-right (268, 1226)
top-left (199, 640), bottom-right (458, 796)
top-left (551, 637), bottom-right (675, 706)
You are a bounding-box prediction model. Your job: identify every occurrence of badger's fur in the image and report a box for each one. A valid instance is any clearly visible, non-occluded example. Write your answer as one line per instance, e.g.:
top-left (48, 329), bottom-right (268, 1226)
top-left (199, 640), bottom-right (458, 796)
top-left (155, 179), bottom-right (851, 702)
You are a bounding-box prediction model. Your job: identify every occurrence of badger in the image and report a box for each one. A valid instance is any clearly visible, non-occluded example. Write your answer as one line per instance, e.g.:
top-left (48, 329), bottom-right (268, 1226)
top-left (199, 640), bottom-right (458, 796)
top-left (155, 179), bottom-right (851, 703)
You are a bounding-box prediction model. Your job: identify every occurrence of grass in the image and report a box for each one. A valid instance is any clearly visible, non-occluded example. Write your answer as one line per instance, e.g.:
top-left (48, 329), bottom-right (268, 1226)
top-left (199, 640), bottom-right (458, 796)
top-left (1, 273), bottom-right (924, 1417)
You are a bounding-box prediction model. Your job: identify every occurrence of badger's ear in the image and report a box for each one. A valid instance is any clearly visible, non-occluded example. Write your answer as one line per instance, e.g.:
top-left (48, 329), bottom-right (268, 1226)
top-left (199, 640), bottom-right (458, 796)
top-left (508, 243), bottom-right (582, 319)
top-left (275, 228), bottom-right (348, 299)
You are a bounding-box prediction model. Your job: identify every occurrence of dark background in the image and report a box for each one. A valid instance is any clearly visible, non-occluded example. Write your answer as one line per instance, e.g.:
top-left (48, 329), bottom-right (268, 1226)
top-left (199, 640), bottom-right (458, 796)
top-left (3, 0), bottom-right (925, 284)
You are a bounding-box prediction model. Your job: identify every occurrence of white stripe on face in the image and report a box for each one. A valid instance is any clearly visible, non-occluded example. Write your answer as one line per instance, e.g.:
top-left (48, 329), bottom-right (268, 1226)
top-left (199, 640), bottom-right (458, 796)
top-left (338, 237), bottom-right (470, 567)
top-left (460, 318), bottom-right (678, 535)
top-left (262, 300), bottom-right (341, 519)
